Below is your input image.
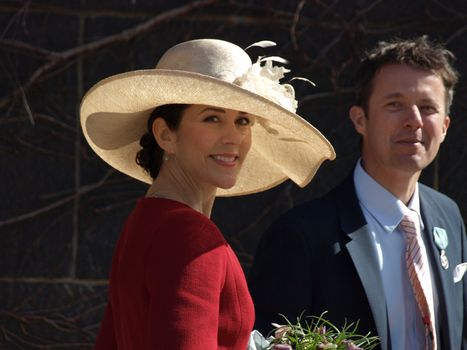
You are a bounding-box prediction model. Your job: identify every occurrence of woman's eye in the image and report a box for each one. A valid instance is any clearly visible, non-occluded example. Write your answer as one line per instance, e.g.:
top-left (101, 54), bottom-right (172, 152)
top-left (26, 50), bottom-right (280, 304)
top-left (203, 115), bottom-right (220, 122)
top-left (237, 116), bottom-right (253, 126)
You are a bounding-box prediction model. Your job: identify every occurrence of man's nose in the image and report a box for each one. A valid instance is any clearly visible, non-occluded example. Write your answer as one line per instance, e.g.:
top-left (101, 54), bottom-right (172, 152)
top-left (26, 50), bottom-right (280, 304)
top-left (404, 105), bottom-right (423, 129)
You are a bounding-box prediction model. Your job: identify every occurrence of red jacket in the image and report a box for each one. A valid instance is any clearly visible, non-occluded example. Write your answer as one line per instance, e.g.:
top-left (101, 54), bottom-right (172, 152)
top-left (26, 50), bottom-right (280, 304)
top-left (95, 198), bottom-right (254, 349)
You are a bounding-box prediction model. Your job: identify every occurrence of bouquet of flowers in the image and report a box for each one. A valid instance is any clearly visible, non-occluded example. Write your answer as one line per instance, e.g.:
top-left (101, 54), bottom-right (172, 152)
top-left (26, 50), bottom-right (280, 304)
top-left (248, 312), bottom-right (379, 350)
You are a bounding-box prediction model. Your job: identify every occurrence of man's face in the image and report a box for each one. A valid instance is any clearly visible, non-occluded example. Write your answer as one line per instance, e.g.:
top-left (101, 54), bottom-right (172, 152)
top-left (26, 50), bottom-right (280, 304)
top-left (350, 64), bottom-right (450, 182)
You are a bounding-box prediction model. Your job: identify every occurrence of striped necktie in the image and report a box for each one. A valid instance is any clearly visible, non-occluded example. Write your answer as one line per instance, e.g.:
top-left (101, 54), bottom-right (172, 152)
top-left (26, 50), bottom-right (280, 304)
top-left (400, 213), bottom-right (437, 350)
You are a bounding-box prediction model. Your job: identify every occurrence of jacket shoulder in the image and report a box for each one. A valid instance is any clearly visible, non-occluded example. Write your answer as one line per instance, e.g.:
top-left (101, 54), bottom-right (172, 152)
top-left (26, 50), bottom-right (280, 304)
top-left (419, 183), bottom-right (461, 213)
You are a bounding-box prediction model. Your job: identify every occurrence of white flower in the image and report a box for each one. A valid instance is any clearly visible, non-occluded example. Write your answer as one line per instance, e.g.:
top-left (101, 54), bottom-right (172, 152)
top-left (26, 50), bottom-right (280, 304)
top-left (258, 59), bottom-right (290, 81)
top-left (234, 57), bottom-right (298, 113)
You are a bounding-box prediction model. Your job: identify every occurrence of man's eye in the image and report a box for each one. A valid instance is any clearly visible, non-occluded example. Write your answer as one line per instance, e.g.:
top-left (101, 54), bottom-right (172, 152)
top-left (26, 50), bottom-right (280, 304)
top-left (419, 105), bottom-right (437, 114)
top-left (386, 101), bottom-right (401, 109)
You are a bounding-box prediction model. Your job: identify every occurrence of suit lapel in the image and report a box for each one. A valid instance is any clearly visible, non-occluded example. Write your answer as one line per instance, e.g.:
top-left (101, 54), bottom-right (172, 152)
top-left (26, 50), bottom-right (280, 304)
top-left (419, 187), bottom-right (458, 349)
top-left (336, 175), bottom-right (390, 350)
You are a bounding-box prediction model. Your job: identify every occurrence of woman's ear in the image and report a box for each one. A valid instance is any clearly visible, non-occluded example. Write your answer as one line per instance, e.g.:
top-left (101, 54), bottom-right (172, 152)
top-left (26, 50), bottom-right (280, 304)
top-left (349, 106), bottom-right (367, 136)
top-left (152, 118), bottom-right (176, 154)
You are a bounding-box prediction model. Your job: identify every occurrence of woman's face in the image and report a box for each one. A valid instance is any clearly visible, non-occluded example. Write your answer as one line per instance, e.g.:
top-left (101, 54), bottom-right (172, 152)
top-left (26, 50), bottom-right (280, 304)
top-left (168, 104), bottom-right (253, 191)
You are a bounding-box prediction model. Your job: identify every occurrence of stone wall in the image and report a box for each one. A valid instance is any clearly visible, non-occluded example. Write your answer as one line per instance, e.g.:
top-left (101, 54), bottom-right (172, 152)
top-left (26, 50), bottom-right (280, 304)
top-left (1, 1), bottom-right (466, 348)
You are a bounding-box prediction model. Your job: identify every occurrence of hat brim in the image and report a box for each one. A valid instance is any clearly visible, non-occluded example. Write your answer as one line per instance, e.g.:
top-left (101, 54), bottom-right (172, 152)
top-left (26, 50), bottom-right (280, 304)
top-left (80, 69), bottom-right (336, 196)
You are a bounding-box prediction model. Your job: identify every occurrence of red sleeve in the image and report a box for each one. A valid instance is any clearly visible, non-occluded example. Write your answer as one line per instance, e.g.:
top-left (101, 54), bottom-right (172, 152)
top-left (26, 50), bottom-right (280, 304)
top-left (94, 303), bottom-right (117, 350)
top-left (144, 212), bottom-right (227, 349)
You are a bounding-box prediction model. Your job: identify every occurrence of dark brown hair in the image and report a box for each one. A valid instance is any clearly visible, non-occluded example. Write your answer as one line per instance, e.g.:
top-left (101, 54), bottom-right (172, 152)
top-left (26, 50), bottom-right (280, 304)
top-left (135, 104), bottom-right (188, 179)
top-left (354, 36), bottom-right (459, 113)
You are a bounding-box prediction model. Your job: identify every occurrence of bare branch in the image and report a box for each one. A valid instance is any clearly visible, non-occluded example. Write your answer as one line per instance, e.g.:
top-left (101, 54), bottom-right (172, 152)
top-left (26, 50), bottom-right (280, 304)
top-left (0, 277), bottom-right (108, 285)
top-left (20, 87), bottom-right (34, 125)
top-left (0, 39), bottom-right (59, 58)
top-left (0, 169), bottom-right (114, 227)
top-left (431, 0), bottom-right (466, 18)
top-left (290, 0), bottom-right (306, 50)
top-left (0, 0), bottom-right (219, 110)
top-left (446, 23), bottom-right (467, 44)
top-left (300, 87), bottom-right (355, 103)
top-left (312, 0), bottom-right (384, 64)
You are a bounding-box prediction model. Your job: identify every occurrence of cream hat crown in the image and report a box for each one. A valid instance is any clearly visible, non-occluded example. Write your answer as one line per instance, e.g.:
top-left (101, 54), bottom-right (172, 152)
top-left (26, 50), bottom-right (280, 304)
top-left (80, 39), bottom-right (336, 196)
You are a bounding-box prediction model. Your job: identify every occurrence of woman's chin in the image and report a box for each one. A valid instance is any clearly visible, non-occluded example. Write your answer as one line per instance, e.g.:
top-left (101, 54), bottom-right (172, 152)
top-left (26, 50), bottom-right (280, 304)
top-left (215, 178), bottom-right (238, 190)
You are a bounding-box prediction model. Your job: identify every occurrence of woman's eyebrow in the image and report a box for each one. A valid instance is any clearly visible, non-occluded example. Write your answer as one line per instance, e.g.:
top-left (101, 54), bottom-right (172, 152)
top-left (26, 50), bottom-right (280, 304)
top-left (200, 107), bottom-right (226, 114)
top-left (199, 107), bottom-right (249, 115)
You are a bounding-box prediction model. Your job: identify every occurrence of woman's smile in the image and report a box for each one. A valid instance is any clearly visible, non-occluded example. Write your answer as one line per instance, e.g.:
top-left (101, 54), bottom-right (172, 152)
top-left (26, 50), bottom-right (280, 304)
top-left (210, 153), bottom-right (239, 167)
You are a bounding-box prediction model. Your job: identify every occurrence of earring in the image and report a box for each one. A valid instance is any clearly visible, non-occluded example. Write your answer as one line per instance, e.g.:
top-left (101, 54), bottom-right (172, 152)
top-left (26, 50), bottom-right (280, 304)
top-left (163, 153), bottom-right (170, 161)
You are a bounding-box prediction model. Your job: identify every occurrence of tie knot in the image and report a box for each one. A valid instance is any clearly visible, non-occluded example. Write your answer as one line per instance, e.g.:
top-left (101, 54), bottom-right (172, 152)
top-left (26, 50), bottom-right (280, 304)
top-left (399, 214), bottom-right (420, 239)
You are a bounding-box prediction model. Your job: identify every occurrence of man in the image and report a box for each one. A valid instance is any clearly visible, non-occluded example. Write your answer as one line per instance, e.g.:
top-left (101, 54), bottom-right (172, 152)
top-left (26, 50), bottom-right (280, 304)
top-left (249, 36), bottom-right (466, 350)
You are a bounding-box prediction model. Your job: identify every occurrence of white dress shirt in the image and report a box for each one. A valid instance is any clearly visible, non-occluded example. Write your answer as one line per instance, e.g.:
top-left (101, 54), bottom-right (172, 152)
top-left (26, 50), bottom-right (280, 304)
top-left (353, 161), bottom-right (435, 349)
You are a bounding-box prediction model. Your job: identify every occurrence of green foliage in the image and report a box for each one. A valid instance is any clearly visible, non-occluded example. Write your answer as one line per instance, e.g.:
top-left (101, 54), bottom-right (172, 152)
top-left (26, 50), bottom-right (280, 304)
top-left (267, 312), bottom-right (380, 350)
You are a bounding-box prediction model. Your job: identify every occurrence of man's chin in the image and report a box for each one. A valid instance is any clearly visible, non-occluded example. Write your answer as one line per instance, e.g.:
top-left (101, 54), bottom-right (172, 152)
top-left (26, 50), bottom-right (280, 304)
top-left (392, 155), bottom-right (432, 173)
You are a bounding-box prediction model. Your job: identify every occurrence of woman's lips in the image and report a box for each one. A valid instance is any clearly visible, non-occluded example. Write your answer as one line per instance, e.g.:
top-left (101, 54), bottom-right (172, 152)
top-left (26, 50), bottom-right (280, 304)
top-left (210, 154), bottom-right (239, 167)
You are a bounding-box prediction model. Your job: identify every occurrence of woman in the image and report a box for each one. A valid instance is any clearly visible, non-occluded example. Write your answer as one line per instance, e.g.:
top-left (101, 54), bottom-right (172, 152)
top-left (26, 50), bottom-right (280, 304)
top-left (80, 39), bottom-right (335, 349)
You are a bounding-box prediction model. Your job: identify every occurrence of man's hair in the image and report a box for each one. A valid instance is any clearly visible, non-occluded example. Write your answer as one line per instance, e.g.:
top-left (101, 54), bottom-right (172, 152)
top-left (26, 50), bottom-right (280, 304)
top-left (354, 36), bottom-right (459, 113)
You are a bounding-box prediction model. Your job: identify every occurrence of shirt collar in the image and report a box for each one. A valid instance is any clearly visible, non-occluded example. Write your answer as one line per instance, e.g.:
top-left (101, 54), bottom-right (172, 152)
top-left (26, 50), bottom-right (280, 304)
top-left (353, 159), bottom-right (423, 233)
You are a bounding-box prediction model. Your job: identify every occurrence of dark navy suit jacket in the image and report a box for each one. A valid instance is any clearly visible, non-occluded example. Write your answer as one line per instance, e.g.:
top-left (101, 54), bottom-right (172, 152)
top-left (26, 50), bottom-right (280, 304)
top-left (249, 173), bottom-right (466, 350)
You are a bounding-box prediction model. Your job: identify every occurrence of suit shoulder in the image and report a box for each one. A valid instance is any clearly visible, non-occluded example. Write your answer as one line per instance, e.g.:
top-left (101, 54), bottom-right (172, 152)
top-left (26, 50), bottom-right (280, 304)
top-left (268, 186), bottom-right (341, 241)
top-left (419, 183), bottom-right (460, 210)
top-left (281, 186), bottom-right (340, 221)
top-left (419, 183), bottom-right (465, 227)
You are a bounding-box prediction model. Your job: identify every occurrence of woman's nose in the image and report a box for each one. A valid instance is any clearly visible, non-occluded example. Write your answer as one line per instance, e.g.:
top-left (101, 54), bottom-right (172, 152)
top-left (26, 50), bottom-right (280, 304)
top-left (221, 123), bottom-right (246, 145)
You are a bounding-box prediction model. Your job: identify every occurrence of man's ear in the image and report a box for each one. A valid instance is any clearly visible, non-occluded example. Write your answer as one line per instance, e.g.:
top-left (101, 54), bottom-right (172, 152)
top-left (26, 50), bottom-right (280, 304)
top-left (152, 118), bottom-right (176, 154)
top-left (349, 106), bottom-right (367, 136)
top-left (440, 115), bottom-right (450, 143)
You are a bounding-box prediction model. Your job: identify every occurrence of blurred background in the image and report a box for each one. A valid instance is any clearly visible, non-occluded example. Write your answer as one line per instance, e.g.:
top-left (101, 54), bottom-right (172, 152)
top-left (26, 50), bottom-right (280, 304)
top-left (1, 0), bottom-right (466, 348)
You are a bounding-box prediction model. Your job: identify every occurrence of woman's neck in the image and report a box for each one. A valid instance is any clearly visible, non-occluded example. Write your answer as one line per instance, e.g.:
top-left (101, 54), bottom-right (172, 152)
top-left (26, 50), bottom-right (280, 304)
top-left (146, 167), bottom-right (216, 217)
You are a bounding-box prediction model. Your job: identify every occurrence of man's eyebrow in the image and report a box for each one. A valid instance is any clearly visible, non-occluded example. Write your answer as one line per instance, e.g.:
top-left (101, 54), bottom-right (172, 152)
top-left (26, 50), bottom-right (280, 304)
top-left (381, 93), bottom-right (439, 105)
top-left (382, 92), bottom-right (404, 100)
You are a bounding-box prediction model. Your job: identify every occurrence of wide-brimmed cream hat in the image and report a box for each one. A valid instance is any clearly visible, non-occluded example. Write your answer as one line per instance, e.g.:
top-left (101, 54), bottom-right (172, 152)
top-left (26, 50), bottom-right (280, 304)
top-left (80, 38), bottom-right (335, 196)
